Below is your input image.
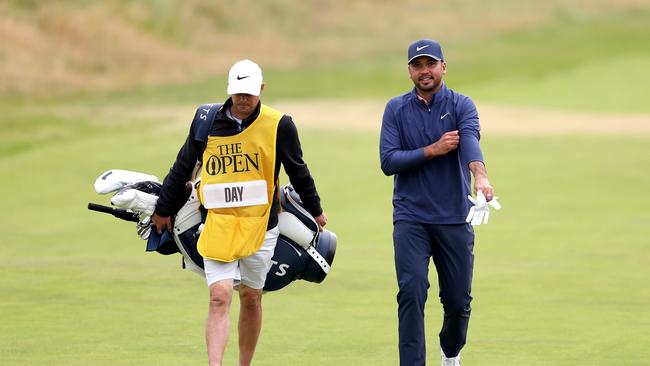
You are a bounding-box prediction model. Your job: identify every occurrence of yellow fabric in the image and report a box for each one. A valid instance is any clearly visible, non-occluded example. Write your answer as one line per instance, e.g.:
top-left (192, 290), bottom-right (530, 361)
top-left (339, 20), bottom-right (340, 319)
top-left (197, 104), bottom-right (282, 261)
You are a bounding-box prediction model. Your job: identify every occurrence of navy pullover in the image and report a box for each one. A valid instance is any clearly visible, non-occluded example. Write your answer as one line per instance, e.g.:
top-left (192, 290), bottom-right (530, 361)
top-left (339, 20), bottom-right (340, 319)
top-left (380, 84), bottom-right (484, 224)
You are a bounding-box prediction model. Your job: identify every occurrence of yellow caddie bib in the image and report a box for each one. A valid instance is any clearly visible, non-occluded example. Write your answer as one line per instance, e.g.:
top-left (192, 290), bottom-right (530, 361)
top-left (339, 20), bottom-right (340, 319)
top-left (197, 104), bottom-right (282, 262)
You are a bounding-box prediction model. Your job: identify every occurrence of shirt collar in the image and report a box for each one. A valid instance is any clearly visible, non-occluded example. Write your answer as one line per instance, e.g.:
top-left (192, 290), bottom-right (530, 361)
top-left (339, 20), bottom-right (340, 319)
top-left (221, 97), bottom-right (261, 126)
top-left (411, 83), bottom-right (447, 106)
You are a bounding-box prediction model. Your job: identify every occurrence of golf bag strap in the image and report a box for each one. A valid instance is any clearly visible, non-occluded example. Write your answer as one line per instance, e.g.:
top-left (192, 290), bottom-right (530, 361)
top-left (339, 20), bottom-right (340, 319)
top-left (192, 103), bottom-right (223, 144)
top-left (306, 245), bottom-right (330, 274)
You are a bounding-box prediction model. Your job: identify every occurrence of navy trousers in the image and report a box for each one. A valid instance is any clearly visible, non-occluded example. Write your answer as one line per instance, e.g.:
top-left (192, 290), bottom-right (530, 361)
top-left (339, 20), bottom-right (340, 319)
top-left (393, 220), bottom-right (475, 365)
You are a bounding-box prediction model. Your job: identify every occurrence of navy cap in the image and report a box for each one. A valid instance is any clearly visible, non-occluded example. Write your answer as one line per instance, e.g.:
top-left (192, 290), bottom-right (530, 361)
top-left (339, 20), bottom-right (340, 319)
top-left (407, 39), bottom-right (444, 64)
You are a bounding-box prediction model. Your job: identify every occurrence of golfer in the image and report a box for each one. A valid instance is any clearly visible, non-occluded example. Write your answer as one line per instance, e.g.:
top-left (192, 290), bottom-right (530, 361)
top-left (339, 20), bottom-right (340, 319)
top-left (380, 39), bottom-right (496, 366)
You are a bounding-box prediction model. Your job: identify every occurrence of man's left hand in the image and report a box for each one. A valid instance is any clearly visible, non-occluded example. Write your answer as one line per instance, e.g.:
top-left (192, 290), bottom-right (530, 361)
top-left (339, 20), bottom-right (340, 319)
top-left (474, 177), bottom-right (494, 202)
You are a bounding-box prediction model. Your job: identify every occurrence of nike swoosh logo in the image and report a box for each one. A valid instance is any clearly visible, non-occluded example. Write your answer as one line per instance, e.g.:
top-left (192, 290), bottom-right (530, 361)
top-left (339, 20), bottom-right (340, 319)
top-left (440, 112), bottom-right (450, 120)
top-left (416, 45), bottom-right (430, 51)
top-left (236, 75), bottom-right (249, 80)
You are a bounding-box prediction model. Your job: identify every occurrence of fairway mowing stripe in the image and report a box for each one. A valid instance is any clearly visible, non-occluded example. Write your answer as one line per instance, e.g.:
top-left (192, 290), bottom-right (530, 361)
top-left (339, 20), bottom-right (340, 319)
top-left (274, 100), bottom-right (650, 136)
top-left (29, 100), bottom-right (650, 136)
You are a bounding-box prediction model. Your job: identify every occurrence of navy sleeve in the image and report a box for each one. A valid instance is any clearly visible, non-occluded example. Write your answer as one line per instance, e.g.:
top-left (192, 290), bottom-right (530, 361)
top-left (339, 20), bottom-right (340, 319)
top-left (277, 115), bottom-right (323, 217)
top-left (155, 113), bottom-right (203, 217)
top-left (457, 97), bottom-right (484, 166)
top-left (379, 101), bottom-right (427, 176)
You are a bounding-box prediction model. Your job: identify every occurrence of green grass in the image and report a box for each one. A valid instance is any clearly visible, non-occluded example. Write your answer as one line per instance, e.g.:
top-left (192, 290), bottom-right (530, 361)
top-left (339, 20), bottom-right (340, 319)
top-left (1, 120), bottom-right (649, 364)
top-left (1, 5), bottom-right (649, 365)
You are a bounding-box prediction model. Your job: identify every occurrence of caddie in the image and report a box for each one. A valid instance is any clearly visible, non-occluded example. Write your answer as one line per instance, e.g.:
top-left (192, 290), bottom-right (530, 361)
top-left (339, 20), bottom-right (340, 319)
top-left (151, 59), bottom-right (327, 366)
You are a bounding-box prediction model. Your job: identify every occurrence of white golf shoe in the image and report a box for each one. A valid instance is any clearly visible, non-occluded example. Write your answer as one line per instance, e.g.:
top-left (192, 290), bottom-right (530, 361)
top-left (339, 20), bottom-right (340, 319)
top-left (441, 349), bottom-right (461, 366)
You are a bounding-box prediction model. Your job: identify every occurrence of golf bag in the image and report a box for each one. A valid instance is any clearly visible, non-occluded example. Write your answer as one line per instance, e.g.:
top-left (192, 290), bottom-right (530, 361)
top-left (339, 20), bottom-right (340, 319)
top-left (89, 169), bottom-right (336, 292)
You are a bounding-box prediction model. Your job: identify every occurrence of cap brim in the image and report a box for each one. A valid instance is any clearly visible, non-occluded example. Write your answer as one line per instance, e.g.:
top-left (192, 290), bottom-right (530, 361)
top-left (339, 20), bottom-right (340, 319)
top-left (407, 54), bottom-right (442, 64)
top-left (227, 82), bottom-right (261, 96)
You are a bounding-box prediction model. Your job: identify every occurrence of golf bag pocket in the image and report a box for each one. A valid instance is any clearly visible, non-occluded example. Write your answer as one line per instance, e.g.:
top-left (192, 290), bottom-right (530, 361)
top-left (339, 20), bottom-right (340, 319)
top-left (279, 185), bottom-right (319, 233)
top-left (277, 211), bottom-right (316, 249)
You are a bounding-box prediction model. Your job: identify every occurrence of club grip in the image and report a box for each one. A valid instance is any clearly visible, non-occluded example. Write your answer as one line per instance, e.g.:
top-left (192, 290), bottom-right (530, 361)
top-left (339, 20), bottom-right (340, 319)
top-left (87, 202), bottom-right (141, 222)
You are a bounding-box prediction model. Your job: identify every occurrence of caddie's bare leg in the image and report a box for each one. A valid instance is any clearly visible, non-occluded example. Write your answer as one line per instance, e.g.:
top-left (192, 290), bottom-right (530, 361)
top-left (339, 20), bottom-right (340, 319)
top-left (206, 279), bottom-right (234, 366)
top-left (237, 285), bottom-right (263, 366)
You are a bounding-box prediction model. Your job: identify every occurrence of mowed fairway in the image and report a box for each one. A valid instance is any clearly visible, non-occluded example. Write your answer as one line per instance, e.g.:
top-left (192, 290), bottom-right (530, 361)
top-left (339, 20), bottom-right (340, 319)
top-left (1, 116), bottom-right (649, 364)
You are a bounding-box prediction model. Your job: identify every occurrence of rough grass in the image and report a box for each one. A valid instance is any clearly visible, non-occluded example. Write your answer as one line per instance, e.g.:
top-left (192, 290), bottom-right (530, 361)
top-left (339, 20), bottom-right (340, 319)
top-left (1, 0), bottom-right (648, 96)
top-left (4, 7), bottom-right (646, 113)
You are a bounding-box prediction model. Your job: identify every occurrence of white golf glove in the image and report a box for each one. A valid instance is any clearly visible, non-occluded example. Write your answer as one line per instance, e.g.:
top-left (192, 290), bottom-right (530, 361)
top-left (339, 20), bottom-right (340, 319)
top-left (465, 190), bottom-right (501, 226)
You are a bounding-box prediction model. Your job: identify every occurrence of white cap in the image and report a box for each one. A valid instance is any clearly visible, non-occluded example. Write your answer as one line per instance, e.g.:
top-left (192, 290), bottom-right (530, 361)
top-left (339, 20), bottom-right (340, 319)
top-left (227, 59), bottom-right (263, 96)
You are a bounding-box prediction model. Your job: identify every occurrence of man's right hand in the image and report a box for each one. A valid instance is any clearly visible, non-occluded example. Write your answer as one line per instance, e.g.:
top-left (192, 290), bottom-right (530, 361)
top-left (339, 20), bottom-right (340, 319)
top-left (151, 213), bottom-right (173, 234)
top-left (424, 130), bottom-right (459, 159)
top-left (314, 212), bottom-right (328, 232)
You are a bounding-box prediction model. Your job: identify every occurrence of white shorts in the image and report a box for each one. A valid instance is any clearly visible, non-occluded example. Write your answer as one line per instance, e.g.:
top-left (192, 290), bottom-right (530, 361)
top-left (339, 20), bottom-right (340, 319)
top-left (203, 226), bottom-right (280, 289)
